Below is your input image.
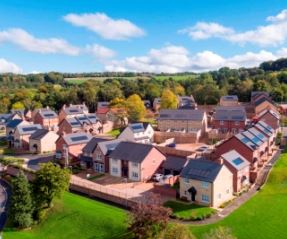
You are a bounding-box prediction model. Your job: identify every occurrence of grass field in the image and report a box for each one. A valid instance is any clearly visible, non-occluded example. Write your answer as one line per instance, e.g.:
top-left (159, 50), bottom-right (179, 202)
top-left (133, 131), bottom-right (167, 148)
top-left (65, 76), bottom-right (151, 84)
top-left (153, 74), bottom-right (197, 81)
top-left (4, 192), bottom-right (128, 239)
top-left (191, 150), bottom-right (287, 239)
top-left (164, 201), bottom-right (216, 221)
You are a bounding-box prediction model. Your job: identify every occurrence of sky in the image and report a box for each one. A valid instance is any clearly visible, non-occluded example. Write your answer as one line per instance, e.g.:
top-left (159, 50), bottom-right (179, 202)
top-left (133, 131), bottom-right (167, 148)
top-left (0, 0), bottom-right (287, 73)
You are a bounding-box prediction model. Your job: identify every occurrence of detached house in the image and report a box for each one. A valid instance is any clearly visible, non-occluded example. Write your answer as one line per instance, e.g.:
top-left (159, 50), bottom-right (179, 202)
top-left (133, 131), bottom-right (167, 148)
top-left (212, 106), bottom-right (246, 134)
top-left (56, 132), bottom-right (92, 165)
top-left (220, 95), bottom-right (239, 107)
top-left (179, 159), bottom-right (233, 208)
top-left (118, 123), bottom-right (154, 144)
top-left (59, 103), bottom-right (89, 122)
top-left (14, 124), bottom-right (43, 149)
top-left (80, 138), bottom-right (121, 173)
top-left (29, 129), bottom-right (59, 153)
top-left (33, 108), bottom-right (59, 131)
top-left (109, 141), bottom-right (166, 182)
top-left (220, 150), bottom-right (250, 192)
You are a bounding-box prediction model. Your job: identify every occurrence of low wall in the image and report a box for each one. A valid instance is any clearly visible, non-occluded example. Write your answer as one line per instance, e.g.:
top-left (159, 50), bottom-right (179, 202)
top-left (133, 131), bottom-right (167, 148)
top-left (156, 146), bottom-right (194, 157)
top-left (154, 131), bottom-right (199, 144)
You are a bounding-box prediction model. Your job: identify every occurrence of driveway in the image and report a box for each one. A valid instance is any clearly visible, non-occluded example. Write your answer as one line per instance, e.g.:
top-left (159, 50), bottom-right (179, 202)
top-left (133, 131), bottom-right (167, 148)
top-left (0, 180), bottom-right (11, 231)
top-left (26, 155), bottom-right (54, 170)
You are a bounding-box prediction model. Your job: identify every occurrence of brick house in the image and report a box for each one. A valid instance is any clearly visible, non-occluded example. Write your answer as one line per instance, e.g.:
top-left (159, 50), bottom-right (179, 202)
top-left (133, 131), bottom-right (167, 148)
top-left (178, 95), bottom-right (197, 109)
top-left (33, 108), bottom-right (59, 131)
top-left (118, 122), bottom-right (154, 144)
top-left (257, 109), bottom-right (280, 132)
top-left (254, 121), bottom-right (276, 155)
top-left (161, 155), bottom-right (189, 176)
top-left (219, 95), bottom-right (239, 107)
top-left (14, 124), bottom-right (43, 149)
top-left (212, 106), bottom-right (246, 134)
top-left (213, 127), bottom-right (269, 182)
top-left (29, 129), bottom-right (59, 153)
top-left (80, 138), bottom-right (121, 173)
top-left (58, 114), bottom-right (102, 135)
top-left (157, 109), bottom-right (207, 134)
top-left (220, 150), bottom-right (250, 192)
top-left (58, 103), bottom-right (89, 122)
top-left (253, 96), bottom-right (278, 115)
top-left (109, 141), bottom-right (166, 182)
top-left (55, 132), bottom-right (92, 165)
top-left (179, 159), bottom-right (233, 207)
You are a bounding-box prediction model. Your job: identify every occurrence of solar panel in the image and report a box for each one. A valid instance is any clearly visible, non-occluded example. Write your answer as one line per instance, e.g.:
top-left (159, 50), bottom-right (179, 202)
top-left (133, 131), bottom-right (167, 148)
top-left (71, 136), bottom-right (88, 142)
top-left (69, 109), bottom-right (80, 113)
top-left (22, 127), bottom-right (38, 132)
top-left (43, 113), bottom-right (55, 117)
top-left (232, 157), bottom-right (244, 165)
top-left (240, 137), bottom-right (250, 144)
top-left (88, 115), bottom-right (96, 119)
top-left (70, 122), bottom-right (81, 126)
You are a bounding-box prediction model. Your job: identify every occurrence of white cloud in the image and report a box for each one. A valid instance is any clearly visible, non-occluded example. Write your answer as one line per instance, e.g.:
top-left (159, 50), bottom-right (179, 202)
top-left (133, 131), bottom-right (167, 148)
top-left (179, 22), bottom-right (234, 40)
top-left (104, 44), bottom-right (284, 73)
top-left (86, 44), bottom-right (116, 59)
top-left (180, 9), bottom-right (287, 46)
top-left (0, 58), bottom-right (22, 73)
top-left (64, 12), bottom-right (145, 40)
top-left (0, 28), bottom-right (80, 55)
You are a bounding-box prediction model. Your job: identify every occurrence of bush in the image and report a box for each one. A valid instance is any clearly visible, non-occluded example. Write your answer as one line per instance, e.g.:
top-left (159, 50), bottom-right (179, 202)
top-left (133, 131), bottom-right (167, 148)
top-left (14, 212), bottom-right (33, 228)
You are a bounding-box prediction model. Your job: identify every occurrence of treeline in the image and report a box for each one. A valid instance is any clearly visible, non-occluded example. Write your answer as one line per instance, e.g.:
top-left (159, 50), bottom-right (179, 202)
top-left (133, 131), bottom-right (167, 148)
top-left (1, 58), bottom-right (287, 113)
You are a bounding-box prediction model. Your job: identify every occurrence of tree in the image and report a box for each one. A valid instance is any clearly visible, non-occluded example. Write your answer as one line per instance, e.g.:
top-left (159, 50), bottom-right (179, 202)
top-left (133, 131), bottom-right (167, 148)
top-left (0, 97), bottom-right (10, 113)
top-left (126, 94), bottom-right (146, 122)
top-left (10, 171), bottom-right (33, 228)
top-left (11, 101), bottom-right (25, 110)
top-left (159, 224), bottom-right (195, 239)
top-left (33, 163), bottom-right (70, 210)
top-left (129, 193), bottom-right (171, 239)
top-left (203, 227), bottom-right (237, 239)
top-left (160, 89), bottom-right (178, 109)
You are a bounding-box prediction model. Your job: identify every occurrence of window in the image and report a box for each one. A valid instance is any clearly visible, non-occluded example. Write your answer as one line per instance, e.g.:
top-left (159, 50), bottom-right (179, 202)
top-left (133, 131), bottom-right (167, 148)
top-left (202, 194), bottom-right (209, 203)
top-left (112, 167), bottom-right (118, 173)
top-left (226, 189), bottom-right (230, 194)
top-left (96, 153), bottom-right (102, 161)
top-left (201, 181), bottom-right (209, 189)
top-left (132, 162), bottom-right (138, 167)
top-left (132, 172), bottom-right (138, 178)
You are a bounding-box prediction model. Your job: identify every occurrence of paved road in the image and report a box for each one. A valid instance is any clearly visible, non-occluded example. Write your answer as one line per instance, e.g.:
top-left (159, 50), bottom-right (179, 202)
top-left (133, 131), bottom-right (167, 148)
top-left (26, 155), bottom-right (54, 170)
top-left (0, 180), bottom-right (11, 231)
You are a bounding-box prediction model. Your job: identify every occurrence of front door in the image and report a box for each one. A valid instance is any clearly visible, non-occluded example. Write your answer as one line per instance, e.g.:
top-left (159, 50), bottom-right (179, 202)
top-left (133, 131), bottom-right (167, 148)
top-left (94, 163), bottom-right (104, 173)
top-left (188, 186), bottom-right (197, 201)
top-left (121, 160), bottom-right (129, 177)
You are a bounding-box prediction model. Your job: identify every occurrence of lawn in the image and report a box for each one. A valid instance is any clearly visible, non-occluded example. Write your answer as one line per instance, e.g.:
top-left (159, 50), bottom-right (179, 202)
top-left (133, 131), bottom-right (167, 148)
top-left (153, 74), bottom-right (197, 81)
top-left (191, 150), bottom-right (287, 239)
top-left (107, 128), bottom-right (121, 137)
top-left (164, 201), bottom-right (216, 221)
top-left (4, 192), bottom-right (128, 239)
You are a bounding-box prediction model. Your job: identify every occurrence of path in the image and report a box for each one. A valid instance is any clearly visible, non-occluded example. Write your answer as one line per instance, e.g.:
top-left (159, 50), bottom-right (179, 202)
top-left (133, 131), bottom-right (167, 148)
top-left (176, 149), bottom-right (282, 225)
top-left (0, 180), bottom-right (11, 231)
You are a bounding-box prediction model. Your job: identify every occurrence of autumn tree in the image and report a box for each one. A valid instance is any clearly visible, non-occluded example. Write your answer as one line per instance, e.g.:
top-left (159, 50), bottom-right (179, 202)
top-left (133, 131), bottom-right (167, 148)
top-left (129, 193), bottom-right (171, 239)
top-left (126, 94), bottom-right (146, 122)
top-left (160, 89), bottom-right (178, 109)
top-left (10, 171), bottom-right (34, 228)
top-left (11, 101), bottom-right (25, 110)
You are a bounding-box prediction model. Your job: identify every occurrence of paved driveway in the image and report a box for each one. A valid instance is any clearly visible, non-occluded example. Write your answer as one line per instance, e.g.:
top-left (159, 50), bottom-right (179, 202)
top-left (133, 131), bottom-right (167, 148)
top-left (26, 155), bottom-right (54, 170)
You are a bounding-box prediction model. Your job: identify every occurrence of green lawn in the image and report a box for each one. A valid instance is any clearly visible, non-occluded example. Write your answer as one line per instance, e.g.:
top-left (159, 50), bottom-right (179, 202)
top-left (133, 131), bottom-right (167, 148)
top-left (4, 192), bottom-right (128, 239)
top-left (191, 150), bottom-right (287, 239)
top-left (107, 128), bottom-right (121, 137)
top-left (164, 201), bottom-right (216, 221)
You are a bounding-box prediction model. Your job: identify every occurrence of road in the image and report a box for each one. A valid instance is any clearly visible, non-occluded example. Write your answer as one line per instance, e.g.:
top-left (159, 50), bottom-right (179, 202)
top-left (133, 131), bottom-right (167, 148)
top-left (26, 155), bottom-right (54, 170)
top-left (0, 180), bottom-right (11, 231)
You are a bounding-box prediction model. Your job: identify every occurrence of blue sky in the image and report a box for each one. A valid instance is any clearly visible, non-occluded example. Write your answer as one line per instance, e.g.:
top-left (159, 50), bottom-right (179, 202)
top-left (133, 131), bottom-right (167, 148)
top-left (0, 0), bottom-right (287, 73)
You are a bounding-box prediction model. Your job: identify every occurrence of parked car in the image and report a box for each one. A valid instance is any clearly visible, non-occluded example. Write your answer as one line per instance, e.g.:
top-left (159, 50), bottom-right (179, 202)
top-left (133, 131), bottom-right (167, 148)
top-left (153, 173), bottom-right (164, 182)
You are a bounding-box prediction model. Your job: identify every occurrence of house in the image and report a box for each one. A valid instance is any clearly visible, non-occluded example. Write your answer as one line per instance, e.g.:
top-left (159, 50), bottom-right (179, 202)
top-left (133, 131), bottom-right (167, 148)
top-left (178, 96), bottom-right (197, 109)
top-left (251, 91), bottom-right (271, 104)
top-left (109, 141), bottom-right (166, 181)
top-left (0, 113), bottom-right (19, 131)
top-left (157, 109), bottom-right (207, 134)
top-left (254, 121), bottom-right (276, 155)
top-left (5, 119), bottom-right (28, 137)
top-left (161, 155), bottom-right (189, 176)
top-left (252, 93), bottom-right (278, 115)
top-left (55, 132), bottom-right (92, 165)
top-left (118, 122), bottom-right (154, 144)
top-left (220, 95), bottom-right (239, 107)
top-left (212, 106), bottom-right (246, 134)
top-left (33, 108), bottom-right (59, 131)
top-left (213, 127), bottom-right (269, 182)
top-left (11, 109), bottom-right (32, 121)
top-left (220, 150), bottom-right (250, 192)
top-left (29, 129), bottom-right (59, 153)
top-left (143, 100), bottom-right (151, 109)
top-left (58, 103), bottom-right (89, 122)
top-left (97, 101), bottom-right (109, 110)
top-left (257, 109), bottom-right (280, 132)
top-left (80, 138), bottom-right (122, 173)
top-left (58, 114), bottom-right (102, 135)
top-left (153, 98), bottom-right (161, 112)
top-left (14, 124), bottom-right (43, 149)
top-left (179, 159), bottom-right (233, 207)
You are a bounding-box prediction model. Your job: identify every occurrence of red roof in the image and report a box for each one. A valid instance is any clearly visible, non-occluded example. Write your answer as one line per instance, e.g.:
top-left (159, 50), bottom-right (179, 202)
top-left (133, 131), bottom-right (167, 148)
top-left (97, 107), bottom-right (110, 114)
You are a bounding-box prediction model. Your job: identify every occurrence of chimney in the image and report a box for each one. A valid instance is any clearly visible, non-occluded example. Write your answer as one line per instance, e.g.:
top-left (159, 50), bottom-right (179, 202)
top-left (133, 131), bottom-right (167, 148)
top-left (217, 157), bottom-right (224, 165)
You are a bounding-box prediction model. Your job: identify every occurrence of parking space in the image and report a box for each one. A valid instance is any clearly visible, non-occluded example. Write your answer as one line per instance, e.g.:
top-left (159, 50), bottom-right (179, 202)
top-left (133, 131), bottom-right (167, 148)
top-left (174, 143), bottom-right (209, 152)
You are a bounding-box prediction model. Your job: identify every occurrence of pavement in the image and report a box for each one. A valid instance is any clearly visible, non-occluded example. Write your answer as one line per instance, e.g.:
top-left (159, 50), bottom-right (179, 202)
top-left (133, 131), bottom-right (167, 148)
top-left (26, 155), bottom-right (54, 170)
top-left (0, 180), bottom-right (11, 231)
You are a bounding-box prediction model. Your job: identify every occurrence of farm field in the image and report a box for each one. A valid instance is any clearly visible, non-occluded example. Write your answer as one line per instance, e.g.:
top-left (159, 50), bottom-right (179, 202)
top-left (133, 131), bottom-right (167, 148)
top-left (190, 150), bottom-right (287, 239)
top-left (4, 192), bottom-right (128, 239)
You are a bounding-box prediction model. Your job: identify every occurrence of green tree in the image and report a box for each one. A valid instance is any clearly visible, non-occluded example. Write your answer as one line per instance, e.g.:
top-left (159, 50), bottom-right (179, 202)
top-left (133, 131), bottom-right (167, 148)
top-left (11, 101), bottom-right (25, 110)
top-left (10, 171), bottom-right (33, 228)
top-left (33, 163), bottom-right (70, 210)
top-left (126, 94), bottom-right (146, 122)
top-left (203, 227), bottom-right (237, 239)
top-left (0, 97), bottom-right (10, 113)
top-left (160, 89), bottom-right (178, 109)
